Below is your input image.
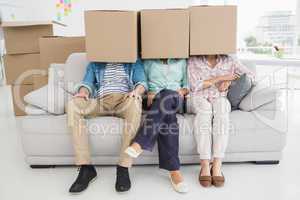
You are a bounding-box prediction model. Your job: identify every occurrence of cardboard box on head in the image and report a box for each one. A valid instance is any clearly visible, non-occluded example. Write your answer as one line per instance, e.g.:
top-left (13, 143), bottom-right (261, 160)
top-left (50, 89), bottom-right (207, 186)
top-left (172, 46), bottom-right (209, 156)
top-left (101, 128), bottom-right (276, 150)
top-left (1, 21), bottom-right (65, 54)
top-left (85, 10), bottom-right (138, 63)
top-left (190, 6), bottom-right (237, 55)
top-left (141, 9), bottom-right (190, 59)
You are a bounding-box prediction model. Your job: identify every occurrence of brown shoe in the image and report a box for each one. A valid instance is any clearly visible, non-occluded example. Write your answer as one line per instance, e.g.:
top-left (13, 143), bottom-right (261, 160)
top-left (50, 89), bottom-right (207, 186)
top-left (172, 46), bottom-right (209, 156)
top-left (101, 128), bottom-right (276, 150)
top-left (211, 168), bottom-right (225, 187)
top-left (199, 169), bottom-right (212, 187)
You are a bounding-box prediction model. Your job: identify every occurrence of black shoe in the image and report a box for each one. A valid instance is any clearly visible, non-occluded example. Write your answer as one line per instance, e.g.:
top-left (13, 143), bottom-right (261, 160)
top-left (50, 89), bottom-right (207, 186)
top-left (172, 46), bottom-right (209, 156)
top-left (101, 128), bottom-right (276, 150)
top-left (115, 165), bottom-right (131, 192)
top-left (69, 165), bottom-right (97, 194)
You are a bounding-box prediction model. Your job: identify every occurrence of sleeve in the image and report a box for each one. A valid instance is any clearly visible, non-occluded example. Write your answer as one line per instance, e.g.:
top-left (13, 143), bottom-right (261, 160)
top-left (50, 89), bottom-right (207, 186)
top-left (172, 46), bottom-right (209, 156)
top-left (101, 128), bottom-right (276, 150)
top-left (74, 62), bottom-right (96, 97)
top-left (181, 59), bottom-right (189, 89)
top-left (187, 57), bottom-right (204, 92)
top-left (132, 58), bottom-right (148, 91)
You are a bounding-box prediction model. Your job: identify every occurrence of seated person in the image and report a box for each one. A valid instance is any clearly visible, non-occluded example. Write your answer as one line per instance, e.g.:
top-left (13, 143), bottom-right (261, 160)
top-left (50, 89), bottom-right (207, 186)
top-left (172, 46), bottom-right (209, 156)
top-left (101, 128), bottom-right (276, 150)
top-left (187, 55), bottom-right (254, 188)
top-left (67, 59), bottom-right (147, 193)
top-left (125, 59), bottom-right (189, 193)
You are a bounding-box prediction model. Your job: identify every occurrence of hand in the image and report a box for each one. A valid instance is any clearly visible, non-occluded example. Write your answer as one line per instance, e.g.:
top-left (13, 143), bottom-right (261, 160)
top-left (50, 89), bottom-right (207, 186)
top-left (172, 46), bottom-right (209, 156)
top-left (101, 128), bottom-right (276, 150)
top-left (74, 87), bottom-right (89, 101)
top-left (147, 92), bottom-right (156, 108)
top-left (217, 74), bottom-right (240, 82)
top-left (128, 89), bottom-right (142, 100)
top-left (128, 85), bottom-right (146, 100)
top-left (177, 88), bottom-right (188, 98)
top-left (218, 81), bottom-right (232, 92)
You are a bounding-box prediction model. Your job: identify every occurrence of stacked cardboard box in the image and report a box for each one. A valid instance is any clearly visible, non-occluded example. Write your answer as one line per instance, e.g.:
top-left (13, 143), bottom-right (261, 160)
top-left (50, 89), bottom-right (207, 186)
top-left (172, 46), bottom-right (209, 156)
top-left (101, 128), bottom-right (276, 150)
top-left (1, 21), bottom-right (62, 115)
top-left (36, 36), bottom-right (86, 89)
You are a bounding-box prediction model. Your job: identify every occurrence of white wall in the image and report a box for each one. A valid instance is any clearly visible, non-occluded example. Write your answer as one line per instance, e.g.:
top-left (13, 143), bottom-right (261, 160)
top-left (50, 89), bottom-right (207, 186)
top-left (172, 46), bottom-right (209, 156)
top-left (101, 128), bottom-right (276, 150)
top-left (1, 0), bottom-right (196, 36)
top-left (1, 0), bottom-right (232, 36)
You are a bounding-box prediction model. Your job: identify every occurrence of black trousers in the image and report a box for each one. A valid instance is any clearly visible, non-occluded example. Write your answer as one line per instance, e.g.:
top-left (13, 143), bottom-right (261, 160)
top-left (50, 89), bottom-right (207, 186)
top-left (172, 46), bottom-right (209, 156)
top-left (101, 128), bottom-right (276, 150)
top-left (133, 89), bottom-right (183, 171)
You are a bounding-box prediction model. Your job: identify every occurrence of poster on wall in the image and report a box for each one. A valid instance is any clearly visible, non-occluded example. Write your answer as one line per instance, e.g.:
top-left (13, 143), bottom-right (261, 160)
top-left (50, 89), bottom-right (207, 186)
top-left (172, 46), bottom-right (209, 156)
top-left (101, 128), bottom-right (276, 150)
top-left (56, 0), bottom-right (79, 21)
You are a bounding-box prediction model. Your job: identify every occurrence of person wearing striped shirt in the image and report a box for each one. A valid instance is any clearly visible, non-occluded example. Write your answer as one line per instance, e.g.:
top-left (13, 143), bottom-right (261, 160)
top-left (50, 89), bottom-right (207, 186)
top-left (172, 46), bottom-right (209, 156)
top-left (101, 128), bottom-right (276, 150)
top-left (67, 59), bottom-right (147, 194)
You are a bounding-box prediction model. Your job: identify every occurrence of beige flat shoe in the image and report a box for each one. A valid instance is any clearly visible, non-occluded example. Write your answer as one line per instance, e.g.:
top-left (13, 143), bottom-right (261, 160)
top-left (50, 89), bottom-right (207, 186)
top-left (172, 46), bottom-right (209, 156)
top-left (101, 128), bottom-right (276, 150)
top-left (169, 175), bottom-right (189, 193)
top-left (124, 147), bottom-right (142, 158)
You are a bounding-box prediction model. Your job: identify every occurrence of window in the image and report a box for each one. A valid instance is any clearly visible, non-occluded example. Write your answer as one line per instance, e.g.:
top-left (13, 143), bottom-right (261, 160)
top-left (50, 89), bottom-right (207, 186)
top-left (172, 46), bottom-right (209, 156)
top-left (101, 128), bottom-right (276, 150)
top-left (193, 0), bottom-right (300, 59)
top-left (237, 0), bottom-right (299, 59)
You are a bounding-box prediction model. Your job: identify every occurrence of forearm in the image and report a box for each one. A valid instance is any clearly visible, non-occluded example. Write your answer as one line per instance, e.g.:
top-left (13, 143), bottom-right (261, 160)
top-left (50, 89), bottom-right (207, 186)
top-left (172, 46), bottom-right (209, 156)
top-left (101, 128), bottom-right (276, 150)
top-left (202, 77), bottom-right (220, 89)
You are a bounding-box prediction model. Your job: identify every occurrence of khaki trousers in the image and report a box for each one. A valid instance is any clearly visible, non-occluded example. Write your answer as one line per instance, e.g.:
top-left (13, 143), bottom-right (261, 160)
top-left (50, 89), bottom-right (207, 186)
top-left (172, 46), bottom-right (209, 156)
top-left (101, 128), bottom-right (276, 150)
top-left (67, 93), bottom-right (142, 167)
top-left (187, 96), bottom-right (231, 160)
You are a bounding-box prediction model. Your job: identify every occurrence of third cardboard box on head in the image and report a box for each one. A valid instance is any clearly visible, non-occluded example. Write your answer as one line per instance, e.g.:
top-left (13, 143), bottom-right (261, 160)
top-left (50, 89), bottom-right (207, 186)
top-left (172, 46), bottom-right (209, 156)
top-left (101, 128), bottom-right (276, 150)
top-left (189, 5), bottom-right (238, 55)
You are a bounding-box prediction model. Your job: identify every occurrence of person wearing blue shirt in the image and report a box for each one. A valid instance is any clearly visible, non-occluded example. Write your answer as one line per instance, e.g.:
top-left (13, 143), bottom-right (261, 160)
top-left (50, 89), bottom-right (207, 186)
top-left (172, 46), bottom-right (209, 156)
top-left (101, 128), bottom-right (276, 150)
top-left (125, 59), bottom-right (190, 193)
top-left (67, 59), bottom-right (147, 194)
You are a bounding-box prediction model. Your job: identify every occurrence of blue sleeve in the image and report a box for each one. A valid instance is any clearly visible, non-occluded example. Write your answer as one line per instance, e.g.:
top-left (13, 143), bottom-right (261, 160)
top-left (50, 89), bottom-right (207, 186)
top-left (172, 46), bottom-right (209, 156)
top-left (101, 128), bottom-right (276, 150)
top-left (132, 58), bottom-right (148, 91)
top-left (74, 62), bottom-right (96, 97)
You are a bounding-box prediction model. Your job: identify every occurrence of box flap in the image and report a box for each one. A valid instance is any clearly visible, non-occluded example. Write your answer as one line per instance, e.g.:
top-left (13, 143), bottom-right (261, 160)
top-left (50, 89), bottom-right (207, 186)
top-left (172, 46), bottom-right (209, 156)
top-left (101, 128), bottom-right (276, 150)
top-left (141, 8), bottom-right (188, 12)
top-left (85, 10), bottom-right (135, 13)
top-left (1, 20), bottom-right (66, 27)
top-left (190, 5), bottom-right (237, 9)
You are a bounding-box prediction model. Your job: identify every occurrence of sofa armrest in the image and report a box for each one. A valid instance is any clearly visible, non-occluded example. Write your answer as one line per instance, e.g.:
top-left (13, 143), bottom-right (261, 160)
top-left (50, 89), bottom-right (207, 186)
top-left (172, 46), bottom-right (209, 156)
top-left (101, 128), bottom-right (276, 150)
top-left (245, 88), bottom-right (287, 134)
top-left (239, 83), bottom-right (282, 112)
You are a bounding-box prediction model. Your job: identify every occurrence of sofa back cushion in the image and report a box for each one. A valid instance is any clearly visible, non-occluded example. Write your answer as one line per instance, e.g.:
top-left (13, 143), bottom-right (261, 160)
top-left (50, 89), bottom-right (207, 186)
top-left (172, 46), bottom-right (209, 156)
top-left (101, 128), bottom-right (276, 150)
top-left (240, 59), bottom-right (256, 76)
top-left (227, 74), bottom-right (253, 110)
top-left (64, 53), bottom-right (90, 94)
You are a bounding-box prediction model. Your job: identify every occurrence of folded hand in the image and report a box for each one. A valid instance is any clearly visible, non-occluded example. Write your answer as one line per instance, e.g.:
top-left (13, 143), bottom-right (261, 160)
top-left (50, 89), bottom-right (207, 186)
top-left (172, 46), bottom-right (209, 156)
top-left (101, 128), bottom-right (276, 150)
top-left (217, 81), bottom-right (232, 92)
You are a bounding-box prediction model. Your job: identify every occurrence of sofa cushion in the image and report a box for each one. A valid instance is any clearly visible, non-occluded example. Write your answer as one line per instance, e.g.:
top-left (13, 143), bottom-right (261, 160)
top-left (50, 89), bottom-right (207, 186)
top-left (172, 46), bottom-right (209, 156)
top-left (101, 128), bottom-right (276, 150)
top-left (239, 83), bottom-right (280, 112)
top-left (24, 85), bottom-right (65, 115)
top-left (64, 53), bottom-right (89, 95)
top-left (227, 74), bottom-right (253, 110)
top-left (19, 112), bottom-right (286, 158)
top-left (25, 105), bottom-right (48, 115)
top-left (24, 63), bottom-right (66, 115)
top-left (24, 85), bottom-right (48, 112)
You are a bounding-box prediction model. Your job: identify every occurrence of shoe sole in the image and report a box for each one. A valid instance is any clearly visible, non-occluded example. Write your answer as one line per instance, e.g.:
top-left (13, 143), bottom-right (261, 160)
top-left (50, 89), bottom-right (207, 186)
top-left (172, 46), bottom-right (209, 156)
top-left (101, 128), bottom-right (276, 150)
top-left (115, 184), bottom-right (131, 193)
top-left (69, 176), bottom-right (98, 195)
top-left (116, 189), bottom-right (130, 194)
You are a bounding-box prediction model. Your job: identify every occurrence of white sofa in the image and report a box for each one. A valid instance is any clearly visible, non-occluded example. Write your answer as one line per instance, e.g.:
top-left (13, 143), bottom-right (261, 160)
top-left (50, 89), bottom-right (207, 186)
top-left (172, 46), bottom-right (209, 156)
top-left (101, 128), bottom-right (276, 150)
top-left (17, 53), bottom-right (287, 168)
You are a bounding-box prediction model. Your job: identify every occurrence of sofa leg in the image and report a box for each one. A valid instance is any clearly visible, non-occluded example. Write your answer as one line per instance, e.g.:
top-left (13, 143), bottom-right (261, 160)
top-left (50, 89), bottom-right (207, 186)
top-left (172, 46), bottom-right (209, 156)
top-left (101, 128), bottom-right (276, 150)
top-left (30, 165), bottom-right (56, 169)
top-left (254, 160), bottom-right (280, 165)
